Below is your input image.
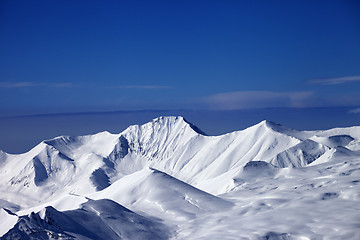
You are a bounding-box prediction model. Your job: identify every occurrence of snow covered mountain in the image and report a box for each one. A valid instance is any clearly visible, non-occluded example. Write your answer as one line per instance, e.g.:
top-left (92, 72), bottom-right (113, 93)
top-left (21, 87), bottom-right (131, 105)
top-left (0, 116), bottom-right (359, 239)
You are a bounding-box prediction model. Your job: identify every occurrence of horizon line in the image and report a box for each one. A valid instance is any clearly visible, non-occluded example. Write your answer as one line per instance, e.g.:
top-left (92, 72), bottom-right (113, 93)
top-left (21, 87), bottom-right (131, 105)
top-left (1, 106), bottom-right (359, 119)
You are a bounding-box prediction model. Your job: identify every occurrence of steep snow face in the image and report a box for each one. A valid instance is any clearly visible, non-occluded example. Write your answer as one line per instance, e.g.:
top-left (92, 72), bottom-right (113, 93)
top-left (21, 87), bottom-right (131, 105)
top-left (121, 116), bottom-right (200, 160)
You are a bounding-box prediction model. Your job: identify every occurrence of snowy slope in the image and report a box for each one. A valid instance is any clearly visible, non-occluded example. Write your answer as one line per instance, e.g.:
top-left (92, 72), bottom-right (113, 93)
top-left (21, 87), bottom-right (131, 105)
top-left (1, 199), bottom-right (171, 240)
top-left (89, 167), bottom-right (233, 222)
top-left (0, 116), bottom-right (359, 239)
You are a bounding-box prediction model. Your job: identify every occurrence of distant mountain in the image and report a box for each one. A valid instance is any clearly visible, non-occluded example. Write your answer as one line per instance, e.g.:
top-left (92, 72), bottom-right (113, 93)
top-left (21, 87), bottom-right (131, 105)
top-left (1, 116), bottom-right (359, 239)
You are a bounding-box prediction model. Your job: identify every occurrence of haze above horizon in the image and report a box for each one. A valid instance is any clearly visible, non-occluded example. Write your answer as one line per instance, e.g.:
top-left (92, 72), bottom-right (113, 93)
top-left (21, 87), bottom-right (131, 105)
top-left (1, 0), bottom-right (360, 115)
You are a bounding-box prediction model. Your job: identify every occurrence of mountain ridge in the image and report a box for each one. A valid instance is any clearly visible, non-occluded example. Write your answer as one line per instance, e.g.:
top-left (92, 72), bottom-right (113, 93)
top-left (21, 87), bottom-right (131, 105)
top-left (0, 116), bottom-right (360, 239)
top-left (0, 116), bottom-right (358, 199)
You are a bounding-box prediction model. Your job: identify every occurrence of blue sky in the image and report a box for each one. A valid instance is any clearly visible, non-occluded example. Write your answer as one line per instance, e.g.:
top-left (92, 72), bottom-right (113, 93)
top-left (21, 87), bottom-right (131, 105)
top-left (1, 0), bottom-right (360, 115)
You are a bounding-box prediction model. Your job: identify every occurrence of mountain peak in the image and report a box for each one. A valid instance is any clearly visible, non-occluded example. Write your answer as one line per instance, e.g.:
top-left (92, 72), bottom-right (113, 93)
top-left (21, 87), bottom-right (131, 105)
top-left (151, 116), bottom-right (184, 125)
top-left (139, 116), bottom-right (206, 135)
top-left (256, 120), bottom-right (280, 128)
top-left (252, 120), bottom-right (306, 140)
top-left (246, 120), bottom-right (282, 134)
top-left (263, 120), bottom-right (286, 131)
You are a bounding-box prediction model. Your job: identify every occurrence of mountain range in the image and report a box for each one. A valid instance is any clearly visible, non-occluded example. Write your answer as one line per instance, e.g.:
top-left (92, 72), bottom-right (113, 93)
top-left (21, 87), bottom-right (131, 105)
top-left (0, 116), bottom-right (359, 239)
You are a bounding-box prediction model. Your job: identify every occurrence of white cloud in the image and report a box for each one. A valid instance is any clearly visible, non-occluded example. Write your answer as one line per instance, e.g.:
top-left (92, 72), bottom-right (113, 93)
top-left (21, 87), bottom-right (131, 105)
top-left (349, 108), bottom-right (360, 114)
top-left (205, 91), bottom-right (314, 110)
top-left (0, 82), bottom-right (73, 88)
top-left (307, 75), bottom-right (360, 85)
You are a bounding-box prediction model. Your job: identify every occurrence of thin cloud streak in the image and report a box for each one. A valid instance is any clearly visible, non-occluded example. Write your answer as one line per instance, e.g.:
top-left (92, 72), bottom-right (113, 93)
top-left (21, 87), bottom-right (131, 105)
top-left (205, 91), bottom-right (314, 110)
top-left (307, 75), bottom-right (360, 85)
top-left (0, 82), bottom-right (170, 90)
top-left (349, 108), bottom-right (360, 114)
top-left (0, 82), bottom-right (37, 88)
top-left (112, 85), bottom-right (172, 89)
top-left (0, 82), bottom-right (73, 88)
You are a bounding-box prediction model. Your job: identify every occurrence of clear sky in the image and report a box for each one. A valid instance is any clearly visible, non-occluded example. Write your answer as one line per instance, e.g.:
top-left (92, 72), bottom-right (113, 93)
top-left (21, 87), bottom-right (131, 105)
top-left (1, 0), bottom-right (360, 115)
